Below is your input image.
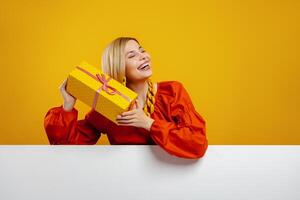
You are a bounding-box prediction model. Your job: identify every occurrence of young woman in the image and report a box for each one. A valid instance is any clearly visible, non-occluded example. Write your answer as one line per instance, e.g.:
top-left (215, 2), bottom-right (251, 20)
top-left (44, 37), bottom-right (208, 159)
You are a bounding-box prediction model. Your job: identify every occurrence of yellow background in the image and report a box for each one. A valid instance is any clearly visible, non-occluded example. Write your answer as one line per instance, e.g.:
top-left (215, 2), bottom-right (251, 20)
top-left (0, 0), bottom-right (299, 144)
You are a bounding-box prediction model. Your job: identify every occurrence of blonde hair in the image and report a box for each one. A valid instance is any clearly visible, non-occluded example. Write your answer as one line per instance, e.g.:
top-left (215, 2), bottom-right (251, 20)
top-left (101, 37), bottom-right (155, 117)
top-left (101, 37), bottom-right (137, 83)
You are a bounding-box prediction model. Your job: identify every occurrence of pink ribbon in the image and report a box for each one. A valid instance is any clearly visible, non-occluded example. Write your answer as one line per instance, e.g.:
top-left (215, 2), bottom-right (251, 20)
top-left (76, 66), bottom-right (131, 110)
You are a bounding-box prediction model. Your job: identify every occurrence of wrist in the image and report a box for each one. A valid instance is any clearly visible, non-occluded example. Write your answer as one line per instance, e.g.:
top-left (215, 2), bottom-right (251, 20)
top-left (146, 118), bottom-right (155, 132)
top-left (63, 102), bottom-right (74, 112)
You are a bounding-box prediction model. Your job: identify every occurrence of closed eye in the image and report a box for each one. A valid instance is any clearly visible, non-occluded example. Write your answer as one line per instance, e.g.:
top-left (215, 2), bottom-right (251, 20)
top-left (128, 54), bottom-right (135, 58)
top-left (127, 47), bottom-right (146, 59)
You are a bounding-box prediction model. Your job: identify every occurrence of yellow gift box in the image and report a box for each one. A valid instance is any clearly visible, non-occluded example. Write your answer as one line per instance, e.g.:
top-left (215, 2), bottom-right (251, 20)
top-left (66, 61), bottom-right (138, 124)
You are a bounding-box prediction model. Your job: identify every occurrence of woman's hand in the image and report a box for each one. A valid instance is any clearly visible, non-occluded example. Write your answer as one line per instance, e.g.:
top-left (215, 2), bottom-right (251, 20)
top-left (59, 79), bottom-right (76, 112)
top-left (116, 100), bottom-right (154, 131)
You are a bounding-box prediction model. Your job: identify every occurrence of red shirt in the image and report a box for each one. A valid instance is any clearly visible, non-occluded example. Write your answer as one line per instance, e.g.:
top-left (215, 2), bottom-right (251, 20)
top-left (44, 81), bottom-right (208, 159)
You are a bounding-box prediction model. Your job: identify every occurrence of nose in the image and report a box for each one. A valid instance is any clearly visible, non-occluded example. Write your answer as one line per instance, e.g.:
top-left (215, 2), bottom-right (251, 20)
top-left (139, 52), bottom-right (147, 60)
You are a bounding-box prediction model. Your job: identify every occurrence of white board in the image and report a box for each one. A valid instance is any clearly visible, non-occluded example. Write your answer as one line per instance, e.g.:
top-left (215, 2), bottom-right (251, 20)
top-left (0, 145), bottom-right (299, 200)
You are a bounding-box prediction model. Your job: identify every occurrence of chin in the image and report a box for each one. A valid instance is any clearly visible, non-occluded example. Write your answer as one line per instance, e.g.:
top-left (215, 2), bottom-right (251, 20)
top-left (142, 71), bottom-right (153, 79)
top-left (136, 68), bottom-right (152, 78)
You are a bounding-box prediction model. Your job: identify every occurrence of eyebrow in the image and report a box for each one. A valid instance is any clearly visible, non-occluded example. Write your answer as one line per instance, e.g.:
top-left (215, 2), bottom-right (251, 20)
top-left (125, 46), bottom-right (142, 56)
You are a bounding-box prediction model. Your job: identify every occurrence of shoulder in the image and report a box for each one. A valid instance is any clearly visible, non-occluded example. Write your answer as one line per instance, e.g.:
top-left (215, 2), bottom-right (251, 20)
top-left (157, 80), bottom-right (186, 97)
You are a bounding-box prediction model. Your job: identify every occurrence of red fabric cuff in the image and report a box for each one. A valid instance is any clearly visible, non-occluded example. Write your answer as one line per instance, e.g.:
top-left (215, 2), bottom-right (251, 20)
top-left (58, 105), bottom-right (78, 121)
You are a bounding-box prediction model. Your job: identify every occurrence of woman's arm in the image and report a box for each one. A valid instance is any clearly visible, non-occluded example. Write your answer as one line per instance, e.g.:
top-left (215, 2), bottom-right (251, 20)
top-left (44, 106), bottom-right (102, 144)
top-left (150, 81), bottom-right (208, 159)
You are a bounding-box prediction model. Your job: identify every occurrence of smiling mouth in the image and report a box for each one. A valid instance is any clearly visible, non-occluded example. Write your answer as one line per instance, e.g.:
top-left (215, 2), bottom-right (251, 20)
top-left (138, 62), bottom-right (150, 71)
top-left (138, 64), bottom-right (150, 71)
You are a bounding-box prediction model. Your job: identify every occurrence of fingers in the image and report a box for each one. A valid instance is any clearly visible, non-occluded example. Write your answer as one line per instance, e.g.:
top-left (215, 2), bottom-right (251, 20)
top-left (59, 79), bottom-right (68, 95)
top-left (121, 109), bottom-right (137, 117)
top-left (116, 114), bottom-right (135, 120)
top-left (59, 79), bottom-right (67, 90)
top-left (117, 102), bottom-right (138, 122)
top-left (59, 79), bottom-right (77, 102)
top-left (117, 119), bottom-right (136, 124)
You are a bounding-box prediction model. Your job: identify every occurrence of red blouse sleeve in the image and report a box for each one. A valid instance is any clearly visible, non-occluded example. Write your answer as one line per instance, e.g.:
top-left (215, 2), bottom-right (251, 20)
top-left (44, 106), bottom-right (105, 145)
top-left (150, 82), bottom-right (208, 159)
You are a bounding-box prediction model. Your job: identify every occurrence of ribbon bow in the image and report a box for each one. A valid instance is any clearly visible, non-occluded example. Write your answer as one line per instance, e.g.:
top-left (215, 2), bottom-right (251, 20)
top-left (95, 73), bottom-right (117, 95)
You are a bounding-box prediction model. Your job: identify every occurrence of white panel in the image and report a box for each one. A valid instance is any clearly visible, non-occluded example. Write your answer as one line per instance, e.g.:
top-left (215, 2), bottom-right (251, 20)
top-left (0, 145), bottom-right (299, 200)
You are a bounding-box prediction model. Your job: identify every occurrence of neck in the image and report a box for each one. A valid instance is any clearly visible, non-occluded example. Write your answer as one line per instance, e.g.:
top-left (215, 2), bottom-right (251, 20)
top-left (127, 80), bottom-right (148, 105)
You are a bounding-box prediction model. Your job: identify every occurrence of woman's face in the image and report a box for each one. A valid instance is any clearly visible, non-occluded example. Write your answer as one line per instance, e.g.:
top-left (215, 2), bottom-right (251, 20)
top-left (124, 40), bottom-right (152, 83)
